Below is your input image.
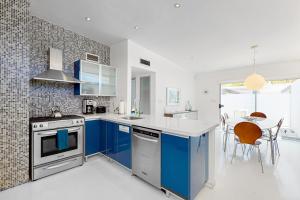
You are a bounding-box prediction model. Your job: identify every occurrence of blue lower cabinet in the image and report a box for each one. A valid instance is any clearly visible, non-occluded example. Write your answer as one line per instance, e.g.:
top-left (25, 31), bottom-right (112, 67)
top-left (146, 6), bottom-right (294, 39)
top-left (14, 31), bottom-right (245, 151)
top-left (161, 133), bottom-right (189, 199)
top-left (189, 133), bottom-right (208, 200)
top-left (115, 124), bottom-right (131, 169)
top-left (161, 133), bottom-right (209, 200)
top-left (106, 121), bottom-right (118, 160)
top-left (99, 120), bottom-right (107, 153)
top-left (86, 119), bottom-right (132, 169)
top-left (85, 120), bottom-right (101, 156)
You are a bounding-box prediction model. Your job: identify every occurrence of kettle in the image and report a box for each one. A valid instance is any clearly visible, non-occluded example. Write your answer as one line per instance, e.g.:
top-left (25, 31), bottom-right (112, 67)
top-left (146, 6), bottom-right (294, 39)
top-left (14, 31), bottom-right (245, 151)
top-left (51, 106), bottom-right (62, 118)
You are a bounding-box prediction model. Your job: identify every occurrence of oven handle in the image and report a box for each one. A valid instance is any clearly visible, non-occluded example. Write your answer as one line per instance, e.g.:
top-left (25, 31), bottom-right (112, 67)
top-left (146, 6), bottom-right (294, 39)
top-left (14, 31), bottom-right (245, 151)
top-left (45, 161), bottom-right (73, 170)
top-left (37, 127), bottom-right (81, 136)
top-left (133, 134), bottom-right (158, 143)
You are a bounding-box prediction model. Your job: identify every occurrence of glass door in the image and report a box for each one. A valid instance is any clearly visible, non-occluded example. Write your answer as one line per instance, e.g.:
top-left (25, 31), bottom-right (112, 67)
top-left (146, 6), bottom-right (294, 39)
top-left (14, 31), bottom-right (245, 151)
top-left (100, 65), bottom-right (116, 96)
top-left (221, 82), bottom-right (255, 119)
top-left (80, 60), bottom-right (100, 95)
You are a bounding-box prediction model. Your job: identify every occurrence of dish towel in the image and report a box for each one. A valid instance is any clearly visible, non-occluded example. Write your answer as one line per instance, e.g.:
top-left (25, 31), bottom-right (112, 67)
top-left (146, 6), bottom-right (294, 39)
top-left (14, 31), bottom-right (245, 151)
top-left (57, 129), bottom-right (69, 150)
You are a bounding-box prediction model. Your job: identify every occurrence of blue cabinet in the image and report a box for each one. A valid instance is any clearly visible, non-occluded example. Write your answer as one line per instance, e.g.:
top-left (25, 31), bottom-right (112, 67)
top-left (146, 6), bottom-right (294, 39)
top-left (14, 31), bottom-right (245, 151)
top-left (85, 120), bottom-right (101, 156)
top-left (161, 133), bottom-right (208, 200)
top-left (115, 124), bottom-right (131, 169)
top-left (99, 120), bottom-right (107, 153)
top-left (189, 133), bottom-right (208, 200)
top-left (85, 119), bottom-right (106, 156)
top-left (85, 119), bottom-right (132, 169)
top-left (162, 134), bottom-right (189, 199)
top-left (105, 121), bottom-right (118, 160)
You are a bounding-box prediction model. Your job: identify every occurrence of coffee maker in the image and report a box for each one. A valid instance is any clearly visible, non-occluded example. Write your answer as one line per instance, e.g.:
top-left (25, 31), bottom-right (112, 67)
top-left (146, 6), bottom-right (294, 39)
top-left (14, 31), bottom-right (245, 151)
top-left (82, 100), bottom-right (96, 114)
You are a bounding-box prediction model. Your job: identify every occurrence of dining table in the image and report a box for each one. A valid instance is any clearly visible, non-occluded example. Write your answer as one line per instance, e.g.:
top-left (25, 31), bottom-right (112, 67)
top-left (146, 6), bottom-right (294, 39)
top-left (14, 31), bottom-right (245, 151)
top-left (224, 116), bottom-right (278, 165)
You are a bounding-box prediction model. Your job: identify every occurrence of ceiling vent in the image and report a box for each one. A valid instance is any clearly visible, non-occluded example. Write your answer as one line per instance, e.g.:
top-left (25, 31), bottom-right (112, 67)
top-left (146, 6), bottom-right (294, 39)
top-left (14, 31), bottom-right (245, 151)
top-left (86, 53), bottom-right (99, 63)
top-left (140, 58), bottom-right (151, 67)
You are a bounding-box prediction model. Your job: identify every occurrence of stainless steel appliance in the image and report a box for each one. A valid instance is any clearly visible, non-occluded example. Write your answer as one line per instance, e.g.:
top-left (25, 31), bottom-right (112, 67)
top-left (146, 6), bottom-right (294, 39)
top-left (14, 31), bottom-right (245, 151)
top-left (96, 106), bottom-right (106, 113)
top-left (82, 99), bottom-right (96, 114)
top-left (32, 48), bottom-right (81, 83)
top-left (30, 115), bottom-right (84, 180)
top-left (132, 126), bottom-right (161, 188)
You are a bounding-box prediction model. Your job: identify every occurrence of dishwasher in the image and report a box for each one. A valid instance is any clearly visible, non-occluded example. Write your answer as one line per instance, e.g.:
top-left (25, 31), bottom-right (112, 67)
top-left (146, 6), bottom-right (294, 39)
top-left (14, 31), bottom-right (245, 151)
top-left (132, 126), bottom-right (161, 188)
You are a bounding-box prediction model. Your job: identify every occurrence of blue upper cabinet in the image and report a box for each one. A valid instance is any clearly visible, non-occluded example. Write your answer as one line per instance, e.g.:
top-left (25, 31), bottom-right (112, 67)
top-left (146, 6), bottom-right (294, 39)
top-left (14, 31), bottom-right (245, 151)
top-left (115, 124), bottom-right (131, 169)
top-left (74, 60), bottom-right (117, 96)
top-left (85, 120), bottom-right (101, 156)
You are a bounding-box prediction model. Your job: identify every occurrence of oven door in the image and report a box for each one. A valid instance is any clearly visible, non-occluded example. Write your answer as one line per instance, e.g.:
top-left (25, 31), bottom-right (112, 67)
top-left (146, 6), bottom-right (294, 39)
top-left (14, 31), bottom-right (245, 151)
top-left (33, 126), bottom-right (83, 166)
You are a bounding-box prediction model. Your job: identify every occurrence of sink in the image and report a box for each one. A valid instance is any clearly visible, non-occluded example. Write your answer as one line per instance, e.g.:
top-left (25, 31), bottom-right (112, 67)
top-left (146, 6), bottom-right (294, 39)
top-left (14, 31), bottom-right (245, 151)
top-left (122, 116), bottom-right (143, 120)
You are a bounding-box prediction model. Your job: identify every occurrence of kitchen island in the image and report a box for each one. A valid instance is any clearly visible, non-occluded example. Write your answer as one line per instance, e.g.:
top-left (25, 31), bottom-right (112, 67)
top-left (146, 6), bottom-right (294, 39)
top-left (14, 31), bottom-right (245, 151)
top-left (82, 113), bottom-right (218, 200)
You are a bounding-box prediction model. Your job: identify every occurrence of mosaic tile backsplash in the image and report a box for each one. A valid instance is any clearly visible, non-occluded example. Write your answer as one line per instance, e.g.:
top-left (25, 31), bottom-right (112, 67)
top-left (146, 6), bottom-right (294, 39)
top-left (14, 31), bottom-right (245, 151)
top-left (0, 0), bottom-right (30, 191)
top-left (29, 16), bottom-right (112, 117)
top-left (1, 1), bottom-right (113, 190)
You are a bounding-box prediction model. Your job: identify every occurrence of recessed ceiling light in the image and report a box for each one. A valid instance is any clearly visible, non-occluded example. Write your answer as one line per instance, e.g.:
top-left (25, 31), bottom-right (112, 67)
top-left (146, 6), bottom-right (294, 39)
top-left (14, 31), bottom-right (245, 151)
top-left (174, 3), bottom-right (181, 8)
top-left (85, 17), bottom-right (91, 21)
top-left (134, 26), bottom-right (139, 30)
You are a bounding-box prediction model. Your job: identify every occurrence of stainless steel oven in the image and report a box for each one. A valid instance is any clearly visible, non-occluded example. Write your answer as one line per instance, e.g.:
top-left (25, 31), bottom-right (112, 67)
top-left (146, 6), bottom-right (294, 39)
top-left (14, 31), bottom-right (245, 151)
top-left (30, 115), bottom-right (84, 180)
top-left (33, 126), bottom-right (83, 166)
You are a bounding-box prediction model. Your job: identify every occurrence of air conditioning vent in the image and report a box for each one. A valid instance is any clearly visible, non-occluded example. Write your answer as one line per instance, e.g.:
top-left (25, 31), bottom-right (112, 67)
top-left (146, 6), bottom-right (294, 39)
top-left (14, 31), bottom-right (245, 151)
top-left (140, 58), bottom-right (151, 66)
top-left (86, 53), bottom-right (99, 63)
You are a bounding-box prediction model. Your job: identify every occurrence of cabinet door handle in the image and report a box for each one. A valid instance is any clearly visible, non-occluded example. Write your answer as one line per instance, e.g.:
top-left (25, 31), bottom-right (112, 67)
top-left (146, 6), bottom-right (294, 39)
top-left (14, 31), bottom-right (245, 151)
top-left (133, 134), bottom-right (158, 143)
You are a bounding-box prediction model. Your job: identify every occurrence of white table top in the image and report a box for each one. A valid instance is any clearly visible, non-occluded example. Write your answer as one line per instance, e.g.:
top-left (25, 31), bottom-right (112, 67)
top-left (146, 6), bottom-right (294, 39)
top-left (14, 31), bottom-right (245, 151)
top-left (82, 113), bottom-right (218, 138)
top-left (226, 117), bottom-right (278, 130)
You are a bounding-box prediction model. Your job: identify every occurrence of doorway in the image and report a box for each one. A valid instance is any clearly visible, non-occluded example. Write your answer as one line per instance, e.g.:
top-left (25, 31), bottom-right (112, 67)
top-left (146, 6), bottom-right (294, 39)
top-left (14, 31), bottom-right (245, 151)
top-left (131, 67), bottom-right (155, 115)
top-left (220, 79), bottom-right (300, 140)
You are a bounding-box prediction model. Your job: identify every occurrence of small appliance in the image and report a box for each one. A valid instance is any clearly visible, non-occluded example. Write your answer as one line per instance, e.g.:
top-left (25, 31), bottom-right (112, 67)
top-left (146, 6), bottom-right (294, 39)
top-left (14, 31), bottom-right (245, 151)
top-left (96, 106), bottom-right (106, 113)
top-left (82, 99), bottom-right (96, 114)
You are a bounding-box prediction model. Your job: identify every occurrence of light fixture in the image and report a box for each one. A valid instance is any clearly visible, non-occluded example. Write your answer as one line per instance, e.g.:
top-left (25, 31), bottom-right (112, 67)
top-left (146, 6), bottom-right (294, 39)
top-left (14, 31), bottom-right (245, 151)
top-left (174, 3), bottom-right (181, 8)
top-left (85, 17), bottom-right (91, 22)
top-left (244, 45), bottom-right (266, 91)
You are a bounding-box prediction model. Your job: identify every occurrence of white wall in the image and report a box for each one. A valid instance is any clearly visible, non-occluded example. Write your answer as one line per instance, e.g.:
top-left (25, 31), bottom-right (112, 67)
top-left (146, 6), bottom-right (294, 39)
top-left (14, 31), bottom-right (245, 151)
top-left (127, 40), bottom-right (197, 117)
top-left (291, 79), bottom-right (300, 133)
top-left (110, 40), bottom-right (130, 113)
top-left (195, 60), bottom-right (300, 124)
top-left (111, 39), bottom-right (197, 116)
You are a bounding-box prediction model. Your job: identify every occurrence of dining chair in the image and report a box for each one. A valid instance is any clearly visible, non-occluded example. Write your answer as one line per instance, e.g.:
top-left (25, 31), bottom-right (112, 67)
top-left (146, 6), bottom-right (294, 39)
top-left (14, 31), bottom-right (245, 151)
top-left (221, 114), bottom-right (235, 151)
top-left (250, 112), bottom-right (267, 118)
top-left (221, 115), bottom-right (226, 132)
top-left (224, 113), bottom-right (229, 120)
top-left (231, 122), bottom-right (264, 173)
top-left (261, 118), bottom-right (284, 156)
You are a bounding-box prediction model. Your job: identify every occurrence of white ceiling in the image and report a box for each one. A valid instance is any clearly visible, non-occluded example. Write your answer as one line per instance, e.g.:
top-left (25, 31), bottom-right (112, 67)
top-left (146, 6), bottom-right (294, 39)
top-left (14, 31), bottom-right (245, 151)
top-left (30, 0), bottom-right (300, 72)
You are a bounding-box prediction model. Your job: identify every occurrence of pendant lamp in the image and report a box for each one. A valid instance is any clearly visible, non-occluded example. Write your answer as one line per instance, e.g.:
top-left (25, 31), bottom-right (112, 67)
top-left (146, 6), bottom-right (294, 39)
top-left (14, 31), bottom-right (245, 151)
top-left (244, 45), bottom-right (266, 91)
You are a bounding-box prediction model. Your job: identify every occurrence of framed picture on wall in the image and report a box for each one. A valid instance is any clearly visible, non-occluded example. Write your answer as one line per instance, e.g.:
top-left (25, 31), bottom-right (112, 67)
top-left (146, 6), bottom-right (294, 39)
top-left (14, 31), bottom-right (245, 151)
top-left (166, 87), bottom-right (180, 106)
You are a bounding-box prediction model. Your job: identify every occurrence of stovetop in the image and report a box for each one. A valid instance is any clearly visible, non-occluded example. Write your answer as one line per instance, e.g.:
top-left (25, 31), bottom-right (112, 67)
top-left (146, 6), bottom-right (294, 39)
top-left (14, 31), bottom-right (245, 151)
top-left (30, 115), bottom-right (85, 131)
top-left (30, 115), bottom-right (84, 123)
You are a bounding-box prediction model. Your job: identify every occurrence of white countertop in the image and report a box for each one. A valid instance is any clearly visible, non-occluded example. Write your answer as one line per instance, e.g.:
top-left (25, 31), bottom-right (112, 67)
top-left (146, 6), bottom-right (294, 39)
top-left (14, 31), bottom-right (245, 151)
top-left (82, 113), bottom-right (218, 138)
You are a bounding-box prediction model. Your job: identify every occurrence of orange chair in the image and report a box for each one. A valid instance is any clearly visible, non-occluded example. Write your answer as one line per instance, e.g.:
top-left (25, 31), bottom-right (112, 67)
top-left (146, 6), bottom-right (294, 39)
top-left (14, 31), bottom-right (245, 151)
top-left (250, 112), bottom-right (267, 118)
top-left (231, 122), bottom-right (264, 173)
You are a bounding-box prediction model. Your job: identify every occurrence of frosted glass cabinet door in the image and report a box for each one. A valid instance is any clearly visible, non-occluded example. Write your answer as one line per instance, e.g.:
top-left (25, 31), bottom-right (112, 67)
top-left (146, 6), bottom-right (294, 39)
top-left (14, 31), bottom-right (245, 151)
top-left (100, 65), bottom-right (116, 96)
top-left (81, 61), bottom-right (100, 95)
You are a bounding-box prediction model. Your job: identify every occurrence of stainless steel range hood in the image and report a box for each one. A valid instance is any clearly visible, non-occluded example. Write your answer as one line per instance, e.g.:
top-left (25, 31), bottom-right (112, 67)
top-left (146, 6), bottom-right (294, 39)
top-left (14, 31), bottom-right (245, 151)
top-left (33, 48), bottom-right (81, 83)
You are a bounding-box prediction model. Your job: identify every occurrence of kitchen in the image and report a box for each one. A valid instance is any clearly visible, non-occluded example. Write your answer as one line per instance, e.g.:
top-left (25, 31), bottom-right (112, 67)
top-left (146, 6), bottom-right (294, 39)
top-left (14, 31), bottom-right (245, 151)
top-left (1, 1), bottom-right (217, 200)
top-left (2, 1), bottom-right (300, 200)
